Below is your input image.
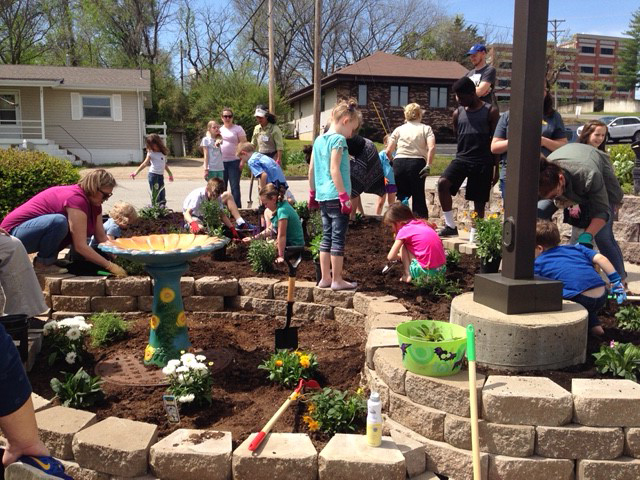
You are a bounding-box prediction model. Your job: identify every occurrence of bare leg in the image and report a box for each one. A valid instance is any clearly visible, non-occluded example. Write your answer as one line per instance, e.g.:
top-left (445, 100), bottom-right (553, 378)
top-left (438, 177), bottom-right (453, 212)
top-left (331, 255), bottom-right (357, 290)
top-left (350, 196), bottom-right (361, 221)
top-left (222, 192), bottom-right (242, 222)
top-left (1, 397), bottom-right (49, 466)
top-left (376, 195), bottom-right (385, 215)
top-left (387, 192), bottom-right (396, 207)
top-left (318, 251), bottom-right (332, 288)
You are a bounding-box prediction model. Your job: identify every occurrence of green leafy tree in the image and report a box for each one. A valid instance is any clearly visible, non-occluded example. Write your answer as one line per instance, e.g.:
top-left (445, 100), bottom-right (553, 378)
top-left (0, 0), bottom-right (51, 64)
top-left (618, 7), bottom-right (640, 93)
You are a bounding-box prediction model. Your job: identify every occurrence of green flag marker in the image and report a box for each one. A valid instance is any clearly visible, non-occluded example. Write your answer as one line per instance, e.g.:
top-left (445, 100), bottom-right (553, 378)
top-left (466, 324), bottom-right (476, 362)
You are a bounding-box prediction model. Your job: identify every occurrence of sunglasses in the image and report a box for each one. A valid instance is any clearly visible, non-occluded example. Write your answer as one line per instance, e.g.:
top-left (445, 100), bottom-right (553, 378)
top-left (99, 189), bottom-right (113, 200)
top-left (222, 114), bottom-right (233, 118)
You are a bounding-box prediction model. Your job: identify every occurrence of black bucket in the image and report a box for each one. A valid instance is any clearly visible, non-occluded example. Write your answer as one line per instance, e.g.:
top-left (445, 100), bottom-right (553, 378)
top-left (1, 314), bottom-right (29, 362)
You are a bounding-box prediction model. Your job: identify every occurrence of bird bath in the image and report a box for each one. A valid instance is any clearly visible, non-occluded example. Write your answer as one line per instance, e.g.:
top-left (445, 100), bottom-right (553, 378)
top-left (100, 233), bottom-right (229, 367)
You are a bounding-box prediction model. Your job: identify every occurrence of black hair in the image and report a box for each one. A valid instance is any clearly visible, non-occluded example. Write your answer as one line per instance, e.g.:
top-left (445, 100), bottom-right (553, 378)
top-left (453, 76), bottom-right (476, 96)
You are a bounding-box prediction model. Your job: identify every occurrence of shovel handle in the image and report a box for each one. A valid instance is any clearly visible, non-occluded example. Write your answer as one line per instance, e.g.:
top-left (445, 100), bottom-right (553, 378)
top-left (287, 277), bottom-right (295, 302)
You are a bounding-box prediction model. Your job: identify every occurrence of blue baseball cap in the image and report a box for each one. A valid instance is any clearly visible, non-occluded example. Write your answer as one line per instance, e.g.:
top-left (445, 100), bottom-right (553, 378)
top-left (466, 44), bottom-right (487, 55)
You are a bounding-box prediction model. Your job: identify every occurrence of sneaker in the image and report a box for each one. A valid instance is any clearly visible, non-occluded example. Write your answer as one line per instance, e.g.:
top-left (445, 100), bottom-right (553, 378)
top-left (5, 456), bottom-right (73, 479)
top-left (33, 260), bottom-right (67, 275)
top-left (438, 225), bottom-right (459, 237)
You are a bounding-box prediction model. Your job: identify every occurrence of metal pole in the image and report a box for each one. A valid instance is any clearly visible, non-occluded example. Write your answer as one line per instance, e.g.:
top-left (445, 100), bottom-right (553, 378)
top-left (180, 40), bottom-right (184, 91)
top-left (268, 0), bottom-right (276, 113)
top-left (312, 0), bottom-right (322, 139)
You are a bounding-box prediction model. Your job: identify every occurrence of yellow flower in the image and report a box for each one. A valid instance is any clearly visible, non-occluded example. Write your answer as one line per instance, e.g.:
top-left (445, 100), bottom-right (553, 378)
top-left (150, 315), bottom-right (160, 329)
top-left (299, 355), bottom-right (311, 368)
top-left (144, 344), bottom-right (155, 361)
top-left (291, 392), bottom-right (300, 401)
top-left (302, 415), bottom-right (313, 424)
top-left (293, 351), bottom-right (302, 356)
top-left (356, 387), bottom-right (364, 396)
top-left (208, 361), bottom-right (214, 366)
top-left (306, 404), bottom-right (316, 414)
top-left (490, 213), bottom-right (498, 219)
top-left (275, 360), bottom-right (283, 367)
top-left (159, 287), bottom-right (175, 303)
top-left (471, 211), bottom-right (478, 219)
top-left (307, 419), bottom-right (320, 432)
top-left (176, 311), bottom-right (187, 327)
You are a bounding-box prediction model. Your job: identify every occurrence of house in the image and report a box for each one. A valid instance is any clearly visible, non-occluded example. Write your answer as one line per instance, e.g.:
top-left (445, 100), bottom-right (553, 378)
top-left (288, 51), bottom-right (468, 142)
top-left (0, 64), bottom-right (152, 164)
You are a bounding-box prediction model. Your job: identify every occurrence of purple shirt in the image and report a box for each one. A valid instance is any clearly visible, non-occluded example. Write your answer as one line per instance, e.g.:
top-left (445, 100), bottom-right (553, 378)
top-left (220, 124), bottom-right (246, 161)
top-left (1, 185), bottom-right (101, 247)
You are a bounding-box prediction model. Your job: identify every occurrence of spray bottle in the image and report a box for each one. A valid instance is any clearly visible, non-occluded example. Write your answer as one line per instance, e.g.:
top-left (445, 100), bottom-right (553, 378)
top-left (366, 391), bottom-right (382, 447)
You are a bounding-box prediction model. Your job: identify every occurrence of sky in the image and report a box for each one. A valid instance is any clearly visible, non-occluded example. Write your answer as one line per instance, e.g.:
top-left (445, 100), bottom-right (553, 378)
top-left (444, 0), bottom-right (638, 41)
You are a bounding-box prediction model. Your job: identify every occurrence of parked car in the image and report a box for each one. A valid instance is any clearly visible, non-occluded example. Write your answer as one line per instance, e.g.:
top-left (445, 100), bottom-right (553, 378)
top-left (576, 116), bottom-right (640, 143)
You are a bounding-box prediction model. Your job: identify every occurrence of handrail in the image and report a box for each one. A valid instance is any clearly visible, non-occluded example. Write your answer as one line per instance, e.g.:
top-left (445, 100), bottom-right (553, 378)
top-left (46, 124), bottom-right (92, 164)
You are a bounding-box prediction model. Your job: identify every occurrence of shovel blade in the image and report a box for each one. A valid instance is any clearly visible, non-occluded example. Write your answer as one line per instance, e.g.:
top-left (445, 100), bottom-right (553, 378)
top-left (275, 327), bottom-right (298, 351)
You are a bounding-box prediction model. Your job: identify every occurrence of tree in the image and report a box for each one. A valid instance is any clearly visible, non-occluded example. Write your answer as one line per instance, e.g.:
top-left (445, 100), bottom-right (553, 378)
top-left (0, 0), bottom-right (51, 64)
top-left (618, 7), bottom-right (640, 93)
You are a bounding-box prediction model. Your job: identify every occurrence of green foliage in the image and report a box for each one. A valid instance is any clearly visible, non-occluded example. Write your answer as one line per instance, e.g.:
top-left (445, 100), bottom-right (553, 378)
top-left (304, 388), bottom-right (367, 435)
top-left (608, 144), bottom-right (634, 190)
top-left (0, 149), bottom-right (80, 217)
top-left (138, 184), bottom-right (171, 220)
top-left (593, 341), bottom-right (640, 381)
top-left (412, 271), bottom-right (461, 299)
top-left (50, 368), bottom-right (104, 408)
top-left (617, 9), bottom-right (640, 91)
top-left (307, 211), bottom-right (323, 240)
top-left (474, 213), bottom-right (502, 262)
top-left (293, 201), bottom-right (310, 221)
top-left (247, 240), bottom-right (277, 272)
top-left (43, 316), bottom-right (92, 366)
top-left (309, 233), bottom-right (322, 262)
top-left (408, 323), bottom-right (445, 342)
top-left (89, 312), bottom-right (127, 347)
top-left (200, 198), bottom-right (227, 237)
top-left (258, 350), bottom-right (319, 388)
top-left (163, 353), bottom-right (214, 406)
top-left (112, 256), bottom-right (147, 275)
top-left (284, 150), bottom-right (307, 166)
top-left (445, 249), bottom-right (461, 269)
top-left (615, 305), bottom-right (640, 331)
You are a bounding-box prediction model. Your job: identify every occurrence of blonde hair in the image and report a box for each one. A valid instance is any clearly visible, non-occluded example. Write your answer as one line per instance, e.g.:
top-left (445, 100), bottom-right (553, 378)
top-left (259, 183), bottom-right (287, 203)
top-left (145, 134), bottom-right (169, 155)
top-left (332, 98), bottom-right (362, 127)
top-left (383, 134), bottom-right (390, 145)
top-left (404, 103), bottom-right (423, 122)
top-left (236, 141), bottom-right (255, 157)
top-left (206, 177), bottom-right (226, 198)
top-left (205, 120), bottom-right (222, 140)
top-left (110, 202), bottom-right (138, 227)
top-left (78, 169), bottom-right (116, 197)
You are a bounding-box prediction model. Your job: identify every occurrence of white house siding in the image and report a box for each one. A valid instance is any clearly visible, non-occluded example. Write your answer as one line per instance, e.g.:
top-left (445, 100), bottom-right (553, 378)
top-left (291, 88), bottom-right (336, 140)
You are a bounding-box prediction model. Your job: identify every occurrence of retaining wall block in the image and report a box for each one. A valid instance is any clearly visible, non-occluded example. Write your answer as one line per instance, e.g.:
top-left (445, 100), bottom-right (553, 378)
top-left (251, 298), bottom-right (287, 317)
top-left (373, 347), bottom-right (406, 395)
top-left (444, 414), bottom-right (535, 458)
top-left (183, 296), bottom-right (224, 312)
top-left (367, 301), bottom-right (408, 317)
top-left (613, 222), bottom-right (640, 243)
top-left (273, 280), bottom-right (315, 302)
top-left (353, 292), bottom-right (396, 315)
top-left (482, 376), bottom-right (573, 426)
top-left (572, 379), bottom-right (640, 427)
top-left (31, 393), bottom-right (52, 412)
top-left (363, 366), bottom-right (390, 411)
top-left (405, 370), bottom-right (485, 418)
top-left (238, 277), bottom-right (279, 299)
top-left (576, 457), bottom-right (640, 480)
top-left (424, 437), bottom-right (489, 480)
top-left (365, 313), bottom-right (413, 333)
top-left (52, 296), bottom-right (91, 313)
top-left (194, 276), bottom-right (239, 297)
top-left (105, 277), bottom-right (151, 296)
top-left (90, 296), bottom-right (137, 312)
top-left (441, 238), bottom-right (467, 252)
top-left (488, 454), bottom-right (574, 480)
top-left (318, 433), bottom-right (405, 480)
top-left (388, 428), bottom-right (427, 477)
top-left (72, 416), bottom-right (158, 477)
top-left (43, 291), bottom-right (52, 308)
top-left (366, 329), bottom-right (399, 369)
top-left (149, 428), bottom-right (232, 480)
top-left (179, 277), bottom-right (195, 297)
top-left (313, 286), bottom-right (355, 308)
top-left (138, 296), bottom-right (153, 312)
top-left (61, 276), bottom-right (105, 296)
top-left (409, 472), bottom-right (439, 480)
top-left (625, 428), bottom-right (640, 458)
top-left (388, 391), bottom-right (445, 441)
top-left (618, 195), bottom-right (640, 223)
top-left (59, 460), bottom-right (110, 480)
top-left (536, 424), bottom-right (624, 460)
top-left (619, 241), bottom-right (640, 264)
top-left (36, 406), bottom-right (97, 460)
top-left (226, 296), bottom-right (253, 311)
top-left (43, 274), bottom-right (74, 294)
top-left (233, 433), bottom-right (317, 480)
top-left (292, 301), bottom-right (333, 321)
top-left (333, 307), bottom-right (365, 328)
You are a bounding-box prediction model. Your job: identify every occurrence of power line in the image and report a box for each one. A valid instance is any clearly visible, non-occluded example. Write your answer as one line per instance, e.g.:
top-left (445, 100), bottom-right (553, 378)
top-left (548, 19), bottom-right (566, 45)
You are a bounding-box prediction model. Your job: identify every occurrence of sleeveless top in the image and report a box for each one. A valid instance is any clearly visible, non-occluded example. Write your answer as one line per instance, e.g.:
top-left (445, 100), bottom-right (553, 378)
top-left (456, 103), bottom-right (493, 165)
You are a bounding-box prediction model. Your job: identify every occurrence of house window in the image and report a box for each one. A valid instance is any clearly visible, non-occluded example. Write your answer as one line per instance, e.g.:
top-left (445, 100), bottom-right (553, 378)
top-left (82, 96), bottom-right (111, 118)
top-left (358, 84), bottom-right (367, 106)
top-left (601, 47), bottom-right (614, 55)
top-left (499, 61), bottom-right (512, 69)
top-left (578, 82), bottom-right (589, 90)
top-left (497, 78), bottom-right (511, 88)
top-left (580, 65), bottom-right (594, 74)
top-left (429, 87), bottom-right (448, 109)
top-left (599, 67), bottom-right (612, 75)
top-left (558, 81), bottom-right (571, 89)
top-left (0, 94), bottom-right (18, 124)
top-left (581, 46), bottom-right (595, 54)
top-left (390, 85), bottom-right (408, 107)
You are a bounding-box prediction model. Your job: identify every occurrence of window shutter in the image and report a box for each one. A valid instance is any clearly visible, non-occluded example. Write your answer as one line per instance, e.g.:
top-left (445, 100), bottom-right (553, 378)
top-left (70, 93), bottom-right (81, 120)
top-left (112, 94), bottom-right (122, 121)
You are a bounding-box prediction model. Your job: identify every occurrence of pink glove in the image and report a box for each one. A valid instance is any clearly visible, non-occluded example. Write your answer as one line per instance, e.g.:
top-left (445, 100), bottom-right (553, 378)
top-left (569, 205), bottom-right (581, 218)
top-left (130, 172), bottom-right (136, 179)
top-left (338, 192), bottom-right (352, 215)
top-left (309, 190), bottom-right (319, 210)
top-left (168, 175), bottom-right (174, 182)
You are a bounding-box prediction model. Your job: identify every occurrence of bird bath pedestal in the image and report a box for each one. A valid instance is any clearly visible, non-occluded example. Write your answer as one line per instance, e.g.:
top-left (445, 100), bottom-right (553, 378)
top-left (100, 233), bottom-right (229, 367)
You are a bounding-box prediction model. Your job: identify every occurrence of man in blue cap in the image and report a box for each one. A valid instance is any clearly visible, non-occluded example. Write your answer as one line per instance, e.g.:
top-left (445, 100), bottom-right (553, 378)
top-left (465, 44), bottom-right (497, 106)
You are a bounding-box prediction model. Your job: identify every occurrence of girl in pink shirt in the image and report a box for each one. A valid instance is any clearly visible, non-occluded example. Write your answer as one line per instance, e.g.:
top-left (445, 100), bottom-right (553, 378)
top-left (383, 203), bottom-right (446, 283)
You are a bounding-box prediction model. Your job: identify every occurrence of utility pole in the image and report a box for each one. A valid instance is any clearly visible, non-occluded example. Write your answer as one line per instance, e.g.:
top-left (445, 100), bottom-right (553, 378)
top-left (548, 19), bottom-right (565, 109)
top-left (179, 40), bottom-right (184, 91)
top-left (268, 0), bottom-right (276, 113)
top-left (312, 0), bottom-right (322, 139)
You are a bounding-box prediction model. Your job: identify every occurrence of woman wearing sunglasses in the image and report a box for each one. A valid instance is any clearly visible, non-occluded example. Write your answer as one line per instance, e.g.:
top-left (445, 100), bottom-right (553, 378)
top-left (0, 169), bottom-right (127, 276)
top-left (219, 107), bottom-right (247, 207)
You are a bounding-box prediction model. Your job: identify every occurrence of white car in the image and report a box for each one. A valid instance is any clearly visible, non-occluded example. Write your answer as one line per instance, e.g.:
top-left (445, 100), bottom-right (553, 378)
top-left (576, 116), bottom-right (640, 143)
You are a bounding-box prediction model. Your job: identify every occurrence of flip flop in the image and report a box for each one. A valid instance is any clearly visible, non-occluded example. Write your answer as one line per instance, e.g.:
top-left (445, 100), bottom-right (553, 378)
top-left (5, 456), bottom-right (72, 480)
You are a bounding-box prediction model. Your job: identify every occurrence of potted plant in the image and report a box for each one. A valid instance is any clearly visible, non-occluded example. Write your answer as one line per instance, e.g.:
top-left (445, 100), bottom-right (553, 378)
top-left (474, 213), bottom-right (503, 273)
top-left (396, 320), bottom-right (467, 377)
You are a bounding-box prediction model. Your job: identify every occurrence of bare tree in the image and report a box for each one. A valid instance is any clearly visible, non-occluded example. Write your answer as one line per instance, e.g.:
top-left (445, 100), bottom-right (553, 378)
top-left (0, 0), bottom-right (51, 64)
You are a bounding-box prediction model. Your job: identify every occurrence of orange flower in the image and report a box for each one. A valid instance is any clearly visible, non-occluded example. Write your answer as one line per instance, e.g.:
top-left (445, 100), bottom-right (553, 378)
top-left (275, 359), bottom-right (283, 367)
top-left (302, 415), bottom-right (313, 424)
top-left (299, 355), bottom-right (311, 368)
top-left (307, 419), bottom-right (320, 431)
top-left (306, 404), bottom-right (316, 414)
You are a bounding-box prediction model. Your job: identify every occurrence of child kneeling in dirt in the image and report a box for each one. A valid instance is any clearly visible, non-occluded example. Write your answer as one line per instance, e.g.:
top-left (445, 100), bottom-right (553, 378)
top-left (243, 183), bottom-right (304, 263)
top-left (534, 220), bottom-right (626, 336)
top-left (383, 202), bottom-right (446, 283)
top-left (183, 178), bottom-right (249, 239)
top-left (89, 202), bottom-right (138, 247)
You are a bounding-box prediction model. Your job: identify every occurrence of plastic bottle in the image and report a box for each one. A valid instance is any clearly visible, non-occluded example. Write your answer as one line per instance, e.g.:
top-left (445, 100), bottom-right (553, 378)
top-left (366, 391), bottom-right (382, 447)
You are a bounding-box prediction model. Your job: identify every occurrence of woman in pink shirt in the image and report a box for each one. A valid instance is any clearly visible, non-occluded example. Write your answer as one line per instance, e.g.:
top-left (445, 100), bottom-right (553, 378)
top-left (383, 202), bottom-right (446, 283)
top-left (0, 169), bottom-right (126, 276)
top-left (219, 107), bottom-right (247, 207)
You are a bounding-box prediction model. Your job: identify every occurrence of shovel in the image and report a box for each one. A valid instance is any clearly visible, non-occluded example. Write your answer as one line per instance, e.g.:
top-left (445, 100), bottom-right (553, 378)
top-left (467, 324), bottom-right (481, 480)
top-left (248, 378), bottom-right (321, 451)
top-left (275, 246), bottom-right (304, 351)
top-left (382, 260), bottom-right (398, 275)
top-left (247, 173), bottom-right (255, 208)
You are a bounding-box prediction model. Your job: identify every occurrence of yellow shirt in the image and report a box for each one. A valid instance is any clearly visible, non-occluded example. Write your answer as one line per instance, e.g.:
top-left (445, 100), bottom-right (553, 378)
top-left (390, 120), bottom-right (435, 160)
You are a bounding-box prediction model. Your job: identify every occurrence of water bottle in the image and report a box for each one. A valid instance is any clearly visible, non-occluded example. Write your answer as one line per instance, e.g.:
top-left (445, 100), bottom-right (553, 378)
top-left (366, 391), bottom-right (382, 447)
top-left (22, 139), bottom-right (27, 150)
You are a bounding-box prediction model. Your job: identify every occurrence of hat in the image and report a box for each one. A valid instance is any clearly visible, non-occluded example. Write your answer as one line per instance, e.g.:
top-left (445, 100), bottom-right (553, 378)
top-left (254, 107), bottom-right (267, 117)
top-left (466, 44), bottom-right (487, 55)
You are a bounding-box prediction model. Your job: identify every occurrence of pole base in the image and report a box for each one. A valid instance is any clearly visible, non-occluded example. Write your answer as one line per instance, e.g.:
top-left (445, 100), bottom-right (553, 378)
top-left (473, 274), bottom-right (563, 314)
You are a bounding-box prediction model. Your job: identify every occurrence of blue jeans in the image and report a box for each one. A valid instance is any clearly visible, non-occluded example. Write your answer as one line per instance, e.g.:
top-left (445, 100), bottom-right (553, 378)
top-left (571, 292), bottom-right (606, 328)
top-left (224, 159), bottom-right (242, 208)
top-left (537, 199), bottom-right (557, 219)
top-left (319, 199), bottom-right (349, 256)
top-left (148, 172), bottom-right (166, 206)
top-left (0, 323), bottom-right (32, 416)
top-left (10, 214), bottom-right (69, 265)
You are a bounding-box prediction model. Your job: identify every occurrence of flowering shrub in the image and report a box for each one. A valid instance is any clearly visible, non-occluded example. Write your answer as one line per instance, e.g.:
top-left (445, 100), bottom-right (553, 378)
top-left (258, 349), bottom-right (319, 388)
top-left (303, 387), bottom-right (366, 435)
top-left (162, 352), bottom-right (214, 406)
top-left (593, 341), bottom-right (640, 381)
top-left (608, 144), bottom-right (634, 191)
top-left (473, 212), bottom-right (502, 262)
top-left (43, 316), bottom-right (92, 366)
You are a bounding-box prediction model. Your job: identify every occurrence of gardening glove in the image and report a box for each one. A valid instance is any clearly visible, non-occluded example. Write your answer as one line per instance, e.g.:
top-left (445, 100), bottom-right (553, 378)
top-left (607, 271), bottom-right (627, 304)
top-left (130, 172), bottom-right (137, 179)
top-left (309, 190), bottom-right (319, 210)
top-left (339, 191), bottom-right (352, 215)
top-left (230, 226), bottom-right (239, 239)
top-left (189, 221), bottom-right (202, 234)
top-left (106, 262), bottom-right (127, 277)
top-left (168, 174), bottom-right (174, 182)
top-left (419, 164), bottom-right (431, 179)
top-left (577, 232), bottom-right (594, 249)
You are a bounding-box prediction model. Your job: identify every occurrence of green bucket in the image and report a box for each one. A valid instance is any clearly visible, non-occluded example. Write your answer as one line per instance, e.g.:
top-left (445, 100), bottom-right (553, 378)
top-left (396, 320), bottom-right (467, 377)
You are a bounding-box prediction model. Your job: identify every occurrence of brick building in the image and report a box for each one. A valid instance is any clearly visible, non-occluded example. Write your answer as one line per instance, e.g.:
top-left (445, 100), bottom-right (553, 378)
top-left (287, 51), bottom-right (467, 142)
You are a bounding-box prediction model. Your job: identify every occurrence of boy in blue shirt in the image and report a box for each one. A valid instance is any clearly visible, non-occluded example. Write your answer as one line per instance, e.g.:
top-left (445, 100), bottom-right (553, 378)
top-left (237, 142), bottom-right (287, 189)
top-left (534, 220), bottom-right (626, 336)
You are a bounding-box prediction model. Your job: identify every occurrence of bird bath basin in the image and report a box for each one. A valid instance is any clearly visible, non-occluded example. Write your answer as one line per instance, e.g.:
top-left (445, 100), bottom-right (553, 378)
top-left (100, 233), bottom-right (229, 367)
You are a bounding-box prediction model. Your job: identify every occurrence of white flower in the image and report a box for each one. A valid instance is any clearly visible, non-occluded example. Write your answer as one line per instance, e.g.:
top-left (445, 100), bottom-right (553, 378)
top-left (43, 322), bottom-right (58, 336)
top-left (195, 354), bottom-right (206, 362)
top-left (177, 374), bottom-right (186, 383)
top-left (176, 365), bottom-right (189, 374)
top-left (73, 316), bottom-right (86, 322)
top-left (194, 362), bottom-right (209, 372)
top-left (167, 359), bottom-right (181, 368)
top-left (65, 352), bottom-right (77, 364)
top-left (180, 353), bottom-right (196, 364)
top-left (177, 394), bottom-right (195, 403)
top-left (66, 327), bottom-right (81, 340)
top-left (162, 365), bottom-right (176, 376)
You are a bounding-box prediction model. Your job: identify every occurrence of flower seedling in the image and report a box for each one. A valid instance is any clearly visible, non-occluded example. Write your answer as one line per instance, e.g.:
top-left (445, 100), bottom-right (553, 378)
top-left (89, 312), bottom-right (128, 347)
top-left (303, 387), bottom-right (366, 435)
top-left (593, 341), bottom-right (640, 381)
top-left (247, 239), bottom-right (277, 273)
top-left (258, 349), bottom-right (319, 388)
top-left (43, 316), bottom-right (92, 366)
top-left (615, 305), bottom-right (640, 331)
top-left (50, 367), bottom-right (103, 408)
top-left (162, 352), bottom-right (214, 406)
top-left (409, 323), bottom-right (445, 342)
